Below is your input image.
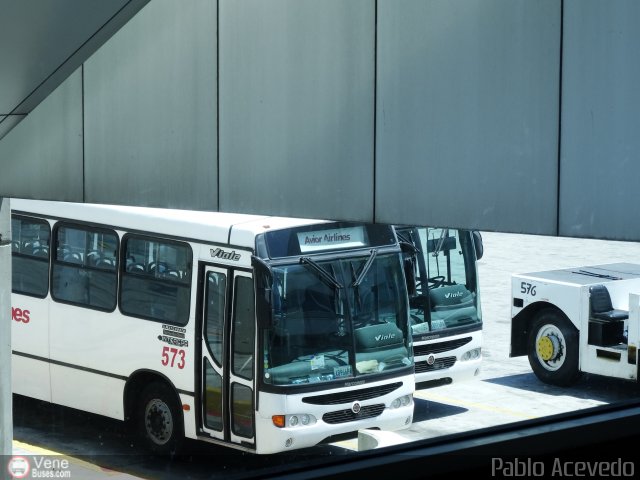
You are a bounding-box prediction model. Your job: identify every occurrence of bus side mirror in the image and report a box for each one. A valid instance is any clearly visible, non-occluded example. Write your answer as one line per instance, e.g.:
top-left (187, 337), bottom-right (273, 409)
top-left (256, 283), bottom-right (273, 327)
top-left (472, 231), bottom-right (484, 260)
top-left (252, 256), bottom-right (275, 327)
top-left (403, 256), bottom-right (417, 297)
top-left (398, 241), bottom-right (418, 297)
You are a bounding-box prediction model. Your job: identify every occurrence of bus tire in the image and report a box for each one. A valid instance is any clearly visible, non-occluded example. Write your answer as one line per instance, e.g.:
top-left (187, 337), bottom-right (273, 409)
top-left (136, 381), bottom-right (183, 455)
top-left (527, 309), bottom-right (581, 387)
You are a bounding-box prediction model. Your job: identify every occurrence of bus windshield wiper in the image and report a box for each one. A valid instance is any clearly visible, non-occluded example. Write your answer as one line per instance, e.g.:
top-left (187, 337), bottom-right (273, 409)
top-left (300, 257), bottom-right (343, 290)
top-left (395, 230), bottom-right (411, 244)
top-left (352, 249), bottom-right (377, 287)
top-left (432, 229), bottom-right (448, 257)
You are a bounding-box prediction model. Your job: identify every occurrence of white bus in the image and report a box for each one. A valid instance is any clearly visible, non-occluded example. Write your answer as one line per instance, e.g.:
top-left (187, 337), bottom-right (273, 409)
top-left (10, 199), bottom-right (415, 455)
top-left (395, 227), bottom-right (483, 388)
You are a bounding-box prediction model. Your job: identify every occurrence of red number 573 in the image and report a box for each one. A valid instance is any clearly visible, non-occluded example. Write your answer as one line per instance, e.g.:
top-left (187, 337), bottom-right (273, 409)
top-left (161, 346), bottom-right (186, 369)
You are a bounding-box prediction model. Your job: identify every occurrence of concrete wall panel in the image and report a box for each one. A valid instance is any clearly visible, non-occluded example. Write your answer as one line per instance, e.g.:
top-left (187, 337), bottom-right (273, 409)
top-left (560, 0), bottom-right (640, 241)
top-left (0, 0), bottom-right (129, 114)
top-left (0, 70), bottom-right (83, 201)
top-left (4, 1), bottom-right (640, 242)
top-left (375, 0), bottom-right (561, 234)
top-left (219, 0), bottom-right (375, 221)
top-left (0, 115), bottom-right (26, 141)
top-left (83, 0), bottom-right (217, 210)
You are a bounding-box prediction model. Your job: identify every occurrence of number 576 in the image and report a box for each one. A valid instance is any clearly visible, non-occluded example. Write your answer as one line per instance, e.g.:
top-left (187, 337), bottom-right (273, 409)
top-left (520, 282), bottom-right (537, 296)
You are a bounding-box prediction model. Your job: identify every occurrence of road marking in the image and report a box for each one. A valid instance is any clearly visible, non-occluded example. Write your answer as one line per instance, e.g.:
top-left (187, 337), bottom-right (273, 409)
top-left (12, 440), bottom-right (62, 457)
top-left (331, 438), bottom-right (358, 450)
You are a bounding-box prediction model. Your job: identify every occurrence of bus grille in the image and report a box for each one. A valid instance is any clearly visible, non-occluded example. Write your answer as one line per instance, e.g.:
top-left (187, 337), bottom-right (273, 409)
top-left (322, 404), bottom-right (386, 424)
top-left (413, 337), bottom-right (472, 356)
top-left (302, 382), bottom-right (403, 405)
top-left (415, 356), bottom-right (456, 373)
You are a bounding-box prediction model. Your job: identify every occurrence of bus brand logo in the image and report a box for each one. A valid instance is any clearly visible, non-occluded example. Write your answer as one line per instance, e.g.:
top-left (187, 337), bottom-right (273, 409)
top-left (427, 355), bottom-right (436, 366)
top-left (351, 402), bottom-right (361, 414)
top-left (345, 380), bottom-right (365, 387)
top-left (210, 248), bottom-right (241, 261)
top-left (445, 291), bottom-right (464, 299)
top-left (421, 334), bottom-right (440, 341)
top-left (375, 333), bottom-right (396, 342)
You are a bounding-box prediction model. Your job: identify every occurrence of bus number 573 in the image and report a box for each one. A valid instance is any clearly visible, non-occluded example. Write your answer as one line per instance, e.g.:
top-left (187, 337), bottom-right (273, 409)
top-left (161, 347), bottom-right (186, 369)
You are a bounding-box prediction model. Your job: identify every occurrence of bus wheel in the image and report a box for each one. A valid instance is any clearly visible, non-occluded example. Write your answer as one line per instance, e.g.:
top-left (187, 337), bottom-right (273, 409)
top-left (136, 382), bottom-right (183, 455)
top-left (527, 310), bottom-right (581, 387)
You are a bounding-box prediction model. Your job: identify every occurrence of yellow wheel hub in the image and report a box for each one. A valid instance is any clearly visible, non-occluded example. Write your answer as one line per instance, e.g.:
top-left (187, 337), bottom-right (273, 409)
top-left (537, 336), bottom-right (555, 361)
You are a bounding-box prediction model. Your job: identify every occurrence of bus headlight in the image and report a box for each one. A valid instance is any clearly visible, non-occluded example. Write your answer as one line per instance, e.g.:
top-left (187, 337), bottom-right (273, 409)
top-left (272, 414), bottom-right (317, 428)
top-left (390, 394), bottom-right (413, 409)
top-left (461, 348), bottom-right (481, 361)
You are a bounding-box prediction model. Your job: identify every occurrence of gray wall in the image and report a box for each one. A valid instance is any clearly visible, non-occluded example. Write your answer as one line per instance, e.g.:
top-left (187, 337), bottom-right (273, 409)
top-left (0, 115), bottom-right (25, 140)
top-left (84, 0), bottom-right (218, 210)
top-left (0, 69), bottom-right (83, 201)
top-left (1, 0), bottom-right (640, 240)
top-left (219, 0), bottom-right (374, 221)
top-left (376, 0), bottom-right (560, 234)
top-left (560, 0), bottom-right (640, 241)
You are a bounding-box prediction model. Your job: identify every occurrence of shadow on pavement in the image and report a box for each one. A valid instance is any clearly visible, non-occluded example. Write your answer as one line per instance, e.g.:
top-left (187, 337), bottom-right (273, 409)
top-left (482, 372), bottom-right (640, 403)
top-left (412, 398), bottom-right (467, 423)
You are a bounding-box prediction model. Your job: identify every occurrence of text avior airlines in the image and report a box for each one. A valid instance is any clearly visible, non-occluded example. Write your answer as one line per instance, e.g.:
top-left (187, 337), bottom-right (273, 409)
top-left (304, 232), bottom-right (352, 245)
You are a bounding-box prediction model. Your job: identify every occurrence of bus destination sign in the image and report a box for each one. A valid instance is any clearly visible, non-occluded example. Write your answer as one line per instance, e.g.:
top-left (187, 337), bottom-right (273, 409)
top-left (297, 226), bottom-right (366, 253)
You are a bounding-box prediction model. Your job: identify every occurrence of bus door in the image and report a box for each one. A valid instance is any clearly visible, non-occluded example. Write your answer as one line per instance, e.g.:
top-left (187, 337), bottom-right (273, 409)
top-left (199, 265), bottom-right (256, 448)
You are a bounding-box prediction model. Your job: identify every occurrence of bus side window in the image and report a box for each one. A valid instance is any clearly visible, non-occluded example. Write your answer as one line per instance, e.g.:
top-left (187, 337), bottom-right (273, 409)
top-left (51, 224), bottom-right (118, 311)
top-left (120, 235), bottom-right (192, 325)
top-left (11, 216), bottom-right (51, 298)
top-left (232, 276), bottom-right (255, 381)
top-left (205, 272), bottom-right (227, 365)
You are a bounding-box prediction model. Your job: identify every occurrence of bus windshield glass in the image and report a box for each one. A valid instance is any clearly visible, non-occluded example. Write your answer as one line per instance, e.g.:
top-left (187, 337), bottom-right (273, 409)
top-left (262, 252), bottom-right (411, 386)
top-left (405, 227), bottom-right (481, 335)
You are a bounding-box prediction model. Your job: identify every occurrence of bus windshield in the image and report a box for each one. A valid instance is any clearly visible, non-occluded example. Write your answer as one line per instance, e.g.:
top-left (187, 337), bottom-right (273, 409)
top-left (262, 252), bottom-right (412, 386)
top-left (403, 227), bottom-right (482, 335)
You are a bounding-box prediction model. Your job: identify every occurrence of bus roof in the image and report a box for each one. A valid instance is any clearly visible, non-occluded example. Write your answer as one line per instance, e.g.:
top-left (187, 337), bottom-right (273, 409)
top-left (10, 198), bottom-right (327, 249)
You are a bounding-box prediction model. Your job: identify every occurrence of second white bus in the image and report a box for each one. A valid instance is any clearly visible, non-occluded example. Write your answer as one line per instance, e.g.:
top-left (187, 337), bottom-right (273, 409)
top-left (10, 199), bottom-right (415, 455)
top-left (395, 226), bottom-right (483, 388)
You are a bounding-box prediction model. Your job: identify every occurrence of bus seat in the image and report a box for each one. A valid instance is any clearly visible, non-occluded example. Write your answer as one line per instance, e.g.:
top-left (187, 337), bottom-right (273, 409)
top-left (588, 284), bottom-right (627, 346)
top-left (355, 322), bottom-right (403, 352)
top-left (95, 257), bottom-right (116, 269)
top-left (428, 284), bottom-right (477, 327)
top-left (63, 252), bottom-right (83, 264)
top-left (86, 251), bottom-right (101, 266)
top-left (429, 284), bottom-right (474, 311)
top-left (31, 246), bottom-right (49, 257)
top-left (126, 262), bottom-right (145, 273)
